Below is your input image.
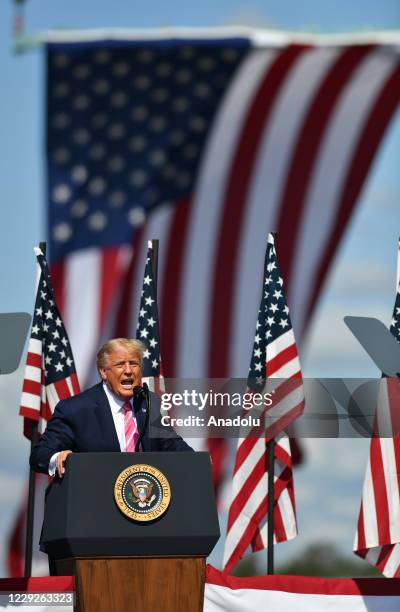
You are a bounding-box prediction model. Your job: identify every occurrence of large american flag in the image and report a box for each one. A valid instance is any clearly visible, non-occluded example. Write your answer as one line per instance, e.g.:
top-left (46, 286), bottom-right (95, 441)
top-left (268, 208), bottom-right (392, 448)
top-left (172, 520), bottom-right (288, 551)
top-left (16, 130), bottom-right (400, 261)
top-left (45, 30), bottom-right (400, 382)
top-left (223, 233), bottom-right (304, 573)
top-left (19, 247), bottom-right (80, 437)
top-left (353, 244), bottom-right (400, 577)
top-left (44, 29), bottom-right (400, 494)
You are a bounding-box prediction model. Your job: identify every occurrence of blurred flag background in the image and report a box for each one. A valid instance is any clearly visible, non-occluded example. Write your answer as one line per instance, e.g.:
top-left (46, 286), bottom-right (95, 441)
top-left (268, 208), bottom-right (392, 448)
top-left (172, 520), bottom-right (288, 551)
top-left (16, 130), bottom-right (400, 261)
top-left (0, 0), bottom-right (399, 577)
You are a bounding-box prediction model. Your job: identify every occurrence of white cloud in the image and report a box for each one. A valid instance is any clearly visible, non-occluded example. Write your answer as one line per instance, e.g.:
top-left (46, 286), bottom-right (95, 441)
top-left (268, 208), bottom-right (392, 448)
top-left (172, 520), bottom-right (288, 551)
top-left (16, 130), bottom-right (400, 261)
top-left (329, 262), bottom-right (393, 294)
top-left (0, 469), bottom-right (25, 504)
top-left (221, 5), bottom-right (278, 28)
top-left (0, 365), bottom-right (31, 472)
top-left (303, 302), bottom-right (390, 372)
top-left (364, 186), bottom-right (400, 211)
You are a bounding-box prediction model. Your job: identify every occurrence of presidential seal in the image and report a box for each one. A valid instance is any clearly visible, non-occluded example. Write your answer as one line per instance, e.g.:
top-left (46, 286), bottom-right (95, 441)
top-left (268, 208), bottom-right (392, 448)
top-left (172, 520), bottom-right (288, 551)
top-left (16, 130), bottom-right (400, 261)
top-left (114, 464), bottom-right (171, 522)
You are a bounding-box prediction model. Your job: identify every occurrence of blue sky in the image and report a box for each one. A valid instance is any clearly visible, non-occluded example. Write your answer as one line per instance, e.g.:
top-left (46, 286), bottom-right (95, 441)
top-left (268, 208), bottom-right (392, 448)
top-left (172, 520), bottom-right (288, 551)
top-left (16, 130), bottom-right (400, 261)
top-left (0, 0), bottom-right (399, 576)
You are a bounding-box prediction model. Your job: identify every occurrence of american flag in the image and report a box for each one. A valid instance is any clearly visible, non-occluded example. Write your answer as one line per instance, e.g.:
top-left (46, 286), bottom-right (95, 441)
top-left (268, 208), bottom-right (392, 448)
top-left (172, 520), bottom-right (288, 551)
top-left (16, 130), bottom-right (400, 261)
top-left (9, 247), bottom-right (80, 577)
top-left (136, 240), bottom-right (164, 393)
top-left (19, 247), bottom-right (80, 437)
top-left (44, 30), bottom-right (400, 495)
top-left (223, 233), bottom-right (304, 574)
top-left (353, 244), bottom-right (400, 577)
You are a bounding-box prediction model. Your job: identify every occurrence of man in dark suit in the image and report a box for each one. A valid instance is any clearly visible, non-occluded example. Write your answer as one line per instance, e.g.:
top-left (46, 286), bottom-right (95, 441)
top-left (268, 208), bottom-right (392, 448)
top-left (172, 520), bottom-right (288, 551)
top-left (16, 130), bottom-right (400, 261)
top-left (30, 337), bottom-right (192, 477)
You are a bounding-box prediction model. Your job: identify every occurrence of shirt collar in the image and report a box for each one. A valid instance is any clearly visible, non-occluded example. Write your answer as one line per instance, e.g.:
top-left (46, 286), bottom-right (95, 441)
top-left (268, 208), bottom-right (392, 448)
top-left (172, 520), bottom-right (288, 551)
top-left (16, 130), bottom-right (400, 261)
top-left (102, 382), bottom-right (131, 414)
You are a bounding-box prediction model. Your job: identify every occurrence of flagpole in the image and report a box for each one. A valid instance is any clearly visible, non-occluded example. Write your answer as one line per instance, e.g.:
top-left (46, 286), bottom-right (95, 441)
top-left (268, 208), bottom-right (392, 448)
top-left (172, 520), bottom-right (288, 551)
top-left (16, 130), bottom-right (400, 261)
top-left (24, 241), bottom-right (46, 577)
top-left (150, 239), bottom-right (159, 296)
top-left (267, 438), bottom-right (275, 574)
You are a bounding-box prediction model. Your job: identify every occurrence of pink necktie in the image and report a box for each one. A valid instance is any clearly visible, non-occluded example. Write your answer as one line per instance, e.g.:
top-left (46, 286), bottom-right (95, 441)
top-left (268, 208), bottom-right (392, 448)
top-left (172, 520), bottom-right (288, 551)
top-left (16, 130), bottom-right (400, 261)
top-left (123, 401), bottom-right (139, 452)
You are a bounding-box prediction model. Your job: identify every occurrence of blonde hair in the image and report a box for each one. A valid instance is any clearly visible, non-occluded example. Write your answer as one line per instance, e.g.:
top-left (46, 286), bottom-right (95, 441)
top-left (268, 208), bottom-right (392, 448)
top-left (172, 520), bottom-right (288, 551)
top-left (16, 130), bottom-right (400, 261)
top-left (96, 338), bottom-right (145, 369)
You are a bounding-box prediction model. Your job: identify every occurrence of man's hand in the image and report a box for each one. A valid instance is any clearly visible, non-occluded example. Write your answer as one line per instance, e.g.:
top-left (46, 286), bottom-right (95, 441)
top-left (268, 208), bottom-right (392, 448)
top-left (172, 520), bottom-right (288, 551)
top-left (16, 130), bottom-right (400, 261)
top-left (55, 450), bottom-right (73, 478)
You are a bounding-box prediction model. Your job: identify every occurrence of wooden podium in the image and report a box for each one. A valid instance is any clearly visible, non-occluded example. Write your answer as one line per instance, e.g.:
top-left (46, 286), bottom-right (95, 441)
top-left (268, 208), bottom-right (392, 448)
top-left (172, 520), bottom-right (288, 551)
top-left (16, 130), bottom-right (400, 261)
top-left (41, 452), bottom-right (219, 612)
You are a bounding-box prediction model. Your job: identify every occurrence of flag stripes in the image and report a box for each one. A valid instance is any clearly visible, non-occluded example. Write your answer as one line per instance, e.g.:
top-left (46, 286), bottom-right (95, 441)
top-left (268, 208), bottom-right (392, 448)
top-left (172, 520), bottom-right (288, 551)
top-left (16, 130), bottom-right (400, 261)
top-left (354, 242), bottom-right (400, 576)
top-left (46, 33), bottom-right (400, 498)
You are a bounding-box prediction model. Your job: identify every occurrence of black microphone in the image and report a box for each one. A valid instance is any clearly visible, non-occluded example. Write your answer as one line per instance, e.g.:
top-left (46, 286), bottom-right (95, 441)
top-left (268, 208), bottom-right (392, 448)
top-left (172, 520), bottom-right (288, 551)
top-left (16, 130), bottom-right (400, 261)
top-left (133, 385), bottom-right (147, 401)
top-left (134, 383), bottom-right (150, 452)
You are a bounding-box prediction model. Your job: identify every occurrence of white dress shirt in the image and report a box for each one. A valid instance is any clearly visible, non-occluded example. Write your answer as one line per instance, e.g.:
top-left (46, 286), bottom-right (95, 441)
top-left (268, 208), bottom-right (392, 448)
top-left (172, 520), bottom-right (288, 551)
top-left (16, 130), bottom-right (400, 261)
top-left (48, 383), bottom-right (137, 475)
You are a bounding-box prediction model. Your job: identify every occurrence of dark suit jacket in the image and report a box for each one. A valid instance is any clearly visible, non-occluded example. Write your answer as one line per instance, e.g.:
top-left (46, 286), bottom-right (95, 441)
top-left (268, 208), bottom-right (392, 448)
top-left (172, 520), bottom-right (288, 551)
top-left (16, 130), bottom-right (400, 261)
top-left (30, 383), bottom-right (193, 473)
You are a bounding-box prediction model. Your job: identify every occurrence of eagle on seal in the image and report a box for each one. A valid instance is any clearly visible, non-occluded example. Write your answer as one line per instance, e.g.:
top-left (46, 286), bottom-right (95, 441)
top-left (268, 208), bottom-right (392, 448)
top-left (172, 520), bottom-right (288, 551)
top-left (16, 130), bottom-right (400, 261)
top-left (130, 482), bottom-right (154, 507)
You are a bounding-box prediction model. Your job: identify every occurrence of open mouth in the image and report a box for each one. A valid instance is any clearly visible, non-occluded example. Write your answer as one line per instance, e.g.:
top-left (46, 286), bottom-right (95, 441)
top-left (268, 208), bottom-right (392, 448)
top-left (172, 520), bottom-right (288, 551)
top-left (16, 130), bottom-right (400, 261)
top-left (121, 378), bottom-right (134, 389)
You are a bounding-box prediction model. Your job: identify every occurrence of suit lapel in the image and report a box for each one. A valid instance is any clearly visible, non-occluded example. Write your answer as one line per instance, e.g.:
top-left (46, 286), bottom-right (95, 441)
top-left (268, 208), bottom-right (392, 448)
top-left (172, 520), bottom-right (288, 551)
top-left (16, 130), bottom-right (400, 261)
top-left (93, 384), bottom-right (121, 451)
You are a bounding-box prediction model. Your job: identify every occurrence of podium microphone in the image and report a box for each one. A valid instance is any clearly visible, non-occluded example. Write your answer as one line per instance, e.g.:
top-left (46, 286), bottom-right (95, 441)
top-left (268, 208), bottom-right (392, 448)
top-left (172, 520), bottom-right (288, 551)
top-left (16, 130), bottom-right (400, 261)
top-left (134, 383), bottom-right (150, 451)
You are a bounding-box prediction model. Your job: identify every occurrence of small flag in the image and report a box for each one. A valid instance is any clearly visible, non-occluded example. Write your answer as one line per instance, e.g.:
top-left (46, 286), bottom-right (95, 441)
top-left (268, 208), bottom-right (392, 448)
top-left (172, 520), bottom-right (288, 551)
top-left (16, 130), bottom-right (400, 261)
top-left (19, 247), bottom-right (80, 439)
top-left (354, 241), bottom-right (400, 577)
top-left (223, 233), bottom-right (305, 573)
top-left (136, 241), bottom-right (164, 393)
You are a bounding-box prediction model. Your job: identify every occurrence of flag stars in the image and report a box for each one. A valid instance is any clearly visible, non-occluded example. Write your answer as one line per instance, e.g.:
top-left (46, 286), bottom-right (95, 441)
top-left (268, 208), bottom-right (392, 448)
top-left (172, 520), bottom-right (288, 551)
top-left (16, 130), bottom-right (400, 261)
top-left (145, 296), bottom-right (154, 306)
top-left (36, 307), bottom-right (43, 317)
top-left (143, 349), bottom-right (151, 359)
top-left (254, 334), bottom-right (261, 344)
top-left (267, 316), bottom-right (275, 327)
top-left (147, 317), bottom-right (156, 327)
top-left (152, 359), bottom-right (158, 369)
top-left (45, 355), bottom-right (52, 365)
top-left (52, 330), bottom-right (60, 339)
top-left (61, 337), bottom-right (68, 346)
top-left (254, 362), bottom-right (263, 372)
top-left (48, 342), bottom-right (57, 352)
top-left (140, 328), bottom-right (149, 339)
top-left (31, 324), bottom-right (40, 335)
top-left (279, 318), bottom-right (289, 328)
top-left (254, 347), bottom-right (262, 359)
top-left (55, 317), bottom-right (62, 327)
top-left (139, 308), bottom-right (147, 318)
top-left (269, 303), bottom-right (279, 313)
top-left (45, 310), bottom-right (54, 320)
top-left (43, 323), bottom-right (49, 333)
top-left (66, 357), bottom-right (73, 367)
top-left (149, 338), bottom-right (158, 348)
top-left (54, 362), bottom-right (64, 372)
top-left (143, 275), bottom-right (152, 285)
top-left (273, 290), bottom-right (282, 300)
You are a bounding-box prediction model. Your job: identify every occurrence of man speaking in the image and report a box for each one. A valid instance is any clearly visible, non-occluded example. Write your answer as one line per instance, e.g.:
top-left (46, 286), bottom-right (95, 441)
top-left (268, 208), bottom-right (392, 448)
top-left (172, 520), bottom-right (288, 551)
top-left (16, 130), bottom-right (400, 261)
top-left (30, 337), bottom-right (193, 477)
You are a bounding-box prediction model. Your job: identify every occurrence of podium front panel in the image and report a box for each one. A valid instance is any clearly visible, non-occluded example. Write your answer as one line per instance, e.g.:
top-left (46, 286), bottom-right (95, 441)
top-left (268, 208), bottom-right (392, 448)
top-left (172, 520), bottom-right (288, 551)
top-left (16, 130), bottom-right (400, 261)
top-left (42, 452), bottom-right (220, 559)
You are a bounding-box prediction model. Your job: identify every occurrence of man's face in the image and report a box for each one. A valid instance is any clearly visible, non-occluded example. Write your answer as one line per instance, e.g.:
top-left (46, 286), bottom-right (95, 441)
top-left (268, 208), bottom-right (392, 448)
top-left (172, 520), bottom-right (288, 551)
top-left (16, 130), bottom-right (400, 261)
top-left (99, 348), bottom-right (142, 400)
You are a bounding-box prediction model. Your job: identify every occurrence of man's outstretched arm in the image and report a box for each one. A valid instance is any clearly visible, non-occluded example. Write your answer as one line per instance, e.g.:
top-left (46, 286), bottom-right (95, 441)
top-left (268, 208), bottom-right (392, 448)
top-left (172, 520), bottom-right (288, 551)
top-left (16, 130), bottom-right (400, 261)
top-left (29, 400), bottom-right (75, 474)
